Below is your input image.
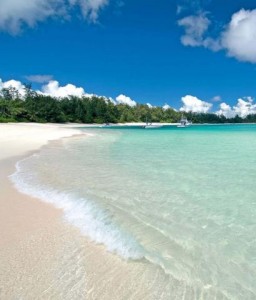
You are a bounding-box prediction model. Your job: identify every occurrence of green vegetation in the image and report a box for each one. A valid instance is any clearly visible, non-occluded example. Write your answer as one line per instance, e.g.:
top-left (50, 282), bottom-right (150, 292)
top-left (0, 85), bottom-right (256, 124)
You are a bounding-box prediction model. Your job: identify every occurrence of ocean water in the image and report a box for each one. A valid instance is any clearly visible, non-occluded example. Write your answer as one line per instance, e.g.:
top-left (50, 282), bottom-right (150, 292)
top-left (11, 124), bottom-right (256, 299)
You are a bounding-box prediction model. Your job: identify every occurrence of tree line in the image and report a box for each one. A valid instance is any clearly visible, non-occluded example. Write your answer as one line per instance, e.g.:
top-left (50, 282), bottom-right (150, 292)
top-left (1, 85), bottom-right (256, 124)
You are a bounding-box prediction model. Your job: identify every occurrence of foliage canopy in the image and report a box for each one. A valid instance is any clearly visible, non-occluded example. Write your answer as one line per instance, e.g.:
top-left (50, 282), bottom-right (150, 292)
top-left (0, 86), bottom-right (255, 124)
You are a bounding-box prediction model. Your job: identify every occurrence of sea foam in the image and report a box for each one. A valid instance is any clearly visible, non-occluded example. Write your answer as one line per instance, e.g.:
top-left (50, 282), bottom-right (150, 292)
top-left (10, 157), bottom-right (145, 260)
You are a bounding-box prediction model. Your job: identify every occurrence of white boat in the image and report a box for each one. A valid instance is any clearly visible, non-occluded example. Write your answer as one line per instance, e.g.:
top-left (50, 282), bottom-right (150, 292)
top-left (143, 117), bottom-right (163, 128)
top-left (100, 123), bottom-right (111, 128)
top-left (177, 115), bottom-right (192, 128)
top-left (143, 124), bottom-right (163, 129)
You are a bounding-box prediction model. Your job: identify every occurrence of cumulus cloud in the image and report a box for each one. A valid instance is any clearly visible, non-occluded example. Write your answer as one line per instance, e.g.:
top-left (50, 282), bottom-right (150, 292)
top-left (25, 74), bottom-right (53, 83)
top-left (146, 103), bottom-right (153, 108)
top-left (116, 94), bottom-right (137, 107)
top-left (221, 9), bottom-right (256, 63)
top-left (163, 103), bottom-right (177, 111)
top-left (180, 95), bottom-right (212, 113)
top-left (0, 0), bottom-right (109, 34)
top-left (0, 79), bottom-right (26, 97)
top-left (163, 104), bottom-right (171, 110)
top-left (107, 97), bottom-right (116, 104)
top-left (41, 80), bottom-right (85, 98)
top-left (0, 77), bottom-right (99, 99)
top-left (178, 9), bottom-right (256, 63)
top-left (216, 97), bottom-right (256, 118)
top-left (216, 102), bottom-right (235, 118)
top-left (234, 97), bottom-right (256, 118)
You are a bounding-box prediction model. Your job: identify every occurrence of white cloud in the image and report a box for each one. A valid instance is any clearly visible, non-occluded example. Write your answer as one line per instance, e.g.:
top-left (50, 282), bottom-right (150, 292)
top-left (40, 80), bottom-right (107, 99)
top-left (234, 97), bottom-right (256, 118)
top-left (216, 102), bottom-right (235, 118)
top-left (177, 14), bottom-right (221, 51)
top-left (216, 97), bottom-right (256, 118)
top-left (178, 9), bottom-right (256, 63)
top-left (107, 97), bottom-right (116, 104)
top-left (146, 103), bottom-right (153, 108)
top-left (180, 95), bottom-right (212, 113)
top-left (0, 77), bottom-right (117, 101)
top-left (0, 79), bottom-right (26, 97)
top-left (0, 0), bottom-right (108, 34)
top-left (116, 94), bottom-right (137, 107)
top-left (25, 74), bottom-right (53, 83)
top-left (163, 103), bottom-right (177, 111)
top-left (212, 95), bottom-right (222, 102)
top-left (41, 80), bottom-right (85, 98)
top-left (163, 104), bottom-right (171, 110)
top-left (178, 14), bottom-right (211, 47)
top-left (221, 9), bottom-right (256, 63)
top-left (69, 0), bottom-right (108, 23)
top-left (0, 0), bottom-right (65, 34)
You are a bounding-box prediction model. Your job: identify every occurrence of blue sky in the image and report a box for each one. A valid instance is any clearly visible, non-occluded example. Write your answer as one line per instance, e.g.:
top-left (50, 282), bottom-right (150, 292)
top-left (0, 0), bottom-right (256, 115)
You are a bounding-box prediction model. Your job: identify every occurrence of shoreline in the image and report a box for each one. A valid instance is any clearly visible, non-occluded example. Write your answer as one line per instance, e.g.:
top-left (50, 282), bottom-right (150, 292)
top-left (0, 123), bottom-right (170, 299)
top-left (0, 123), bottom-right (232, 299)
top-left (0, 123), bottom-right (85, 297)
top-left (2, 121), bottom-right (256, 129)
top-left (0, 123), bottom-right (86, 245)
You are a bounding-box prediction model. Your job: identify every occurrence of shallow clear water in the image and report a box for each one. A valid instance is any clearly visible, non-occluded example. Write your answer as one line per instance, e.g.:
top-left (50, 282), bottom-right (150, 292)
top-left (11, 125), bottom-right (256, 299)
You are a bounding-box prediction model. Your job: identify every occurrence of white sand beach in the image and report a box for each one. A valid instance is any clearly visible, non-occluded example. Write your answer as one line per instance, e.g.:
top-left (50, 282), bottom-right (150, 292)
top-left (0, 123), bottom-right (179, 300)
top-left (0, 123), bottom-right (84, 298)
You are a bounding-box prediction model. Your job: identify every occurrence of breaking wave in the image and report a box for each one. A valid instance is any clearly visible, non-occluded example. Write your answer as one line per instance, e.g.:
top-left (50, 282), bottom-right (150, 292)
top-left (9, 157), bottom-right (145, 260)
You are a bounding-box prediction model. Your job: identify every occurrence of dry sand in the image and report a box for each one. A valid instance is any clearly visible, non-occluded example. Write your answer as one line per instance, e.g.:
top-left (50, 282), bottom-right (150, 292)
top-left (0, 123), bottom-right (152, 300)
top-left (0, 123), bottom-right (191, 300)
top-left (0, 123), bottom-right (84, 298)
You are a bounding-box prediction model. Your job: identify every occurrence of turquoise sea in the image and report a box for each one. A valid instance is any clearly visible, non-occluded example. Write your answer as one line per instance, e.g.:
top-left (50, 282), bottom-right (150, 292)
top-left (11, 124), bottom-right (256, 299)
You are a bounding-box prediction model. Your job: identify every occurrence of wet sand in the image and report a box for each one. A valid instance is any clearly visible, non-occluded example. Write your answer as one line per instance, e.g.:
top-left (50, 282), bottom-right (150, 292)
top-left (0, 123), bottom-right (209, 300)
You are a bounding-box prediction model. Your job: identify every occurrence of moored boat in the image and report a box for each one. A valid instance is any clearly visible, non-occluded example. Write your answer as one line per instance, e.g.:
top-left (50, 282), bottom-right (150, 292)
top-left (177, 115), bottom-right (192, 128)
top-left (143, 124), bottom-right (163, 129)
